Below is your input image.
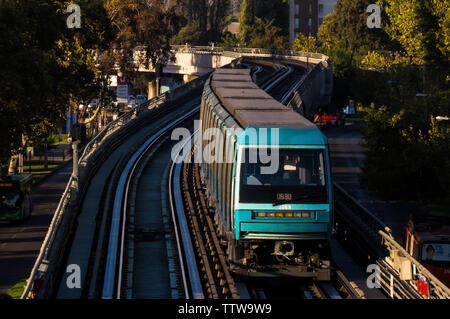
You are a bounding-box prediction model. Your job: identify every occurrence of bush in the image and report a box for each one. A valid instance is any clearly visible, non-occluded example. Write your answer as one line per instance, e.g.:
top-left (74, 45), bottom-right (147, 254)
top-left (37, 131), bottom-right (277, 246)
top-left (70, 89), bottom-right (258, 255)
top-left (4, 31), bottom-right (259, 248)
top-left (362, 100), bottom-right (450, 200)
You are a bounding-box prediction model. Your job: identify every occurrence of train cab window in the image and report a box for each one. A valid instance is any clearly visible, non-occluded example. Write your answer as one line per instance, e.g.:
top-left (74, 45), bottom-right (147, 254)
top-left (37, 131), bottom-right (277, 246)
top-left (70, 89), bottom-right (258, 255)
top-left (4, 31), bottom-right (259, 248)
top-left (239, 148), bottom-right (329, 204)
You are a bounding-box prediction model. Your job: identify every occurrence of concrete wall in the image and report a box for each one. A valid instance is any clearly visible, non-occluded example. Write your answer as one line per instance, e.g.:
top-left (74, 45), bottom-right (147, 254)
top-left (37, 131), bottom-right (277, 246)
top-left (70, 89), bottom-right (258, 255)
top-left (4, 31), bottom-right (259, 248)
top-left (137, 51), bottom-right (235, 76)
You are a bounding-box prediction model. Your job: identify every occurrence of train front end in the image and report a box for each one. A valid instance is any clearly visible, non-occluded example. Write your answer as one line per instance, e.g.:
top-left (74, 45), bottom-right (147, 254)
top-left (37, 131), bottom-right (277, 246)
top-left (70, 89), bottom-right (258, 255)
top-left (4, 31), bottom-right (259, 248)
top-left (231, 127), bottom-right (333, 280)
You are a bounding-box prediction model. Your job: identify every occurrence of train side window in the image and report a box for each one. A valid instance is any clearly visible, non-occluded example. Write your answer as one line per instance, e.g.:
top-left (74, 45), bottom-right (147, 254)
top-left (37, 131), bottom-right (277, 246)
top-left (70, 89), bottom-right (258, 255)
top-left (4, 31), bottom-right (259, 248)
top-left (206, 106), bottom-right (214, 183)
top-left (225, 135), bottom-right (235, 224)
top-left (223, 133), bottom-right (231, 221)
top-left (212, 116), bottom-right (219, 196)
top-left (220, 126), bottom-right (227, 216)
top-left (202, 104), bottom-right (207, 150)
top-left (215, 117), bottom-right (223, 199)
top-left (229, 141), bottom-right (236, 231)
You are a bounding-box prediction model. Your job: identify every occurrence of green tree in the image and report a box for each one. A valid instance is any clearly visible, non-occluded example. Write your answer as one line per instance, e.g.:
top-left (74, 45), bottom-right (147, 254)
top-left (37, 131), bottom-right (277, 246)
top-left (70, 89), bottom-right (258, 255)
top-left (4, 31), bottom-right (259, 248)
top-left (293, 33), bottom-right (319, 52)
top-left (238, 0), bottom-right (289, 50)
top-left (105, 0), bottom-right (180, 95)
top-left (238, 0), bottom-right (290, 39)
top-left (380, 0), bottom-right (449, 67)
top-left (318, 0), bottom-right (396, 60)
top-left (0, 0), bottom-right (114, 173)
top-left (238, 0), bottom-right (255, 45)
top-left (171, 21), bottom-right (204, 45)
top-left (220, 32), bottom-right (239, 49)
top-left (247, 17), bottom-right (289, 50)
top-left (173, 0), bottom-right (230, 45)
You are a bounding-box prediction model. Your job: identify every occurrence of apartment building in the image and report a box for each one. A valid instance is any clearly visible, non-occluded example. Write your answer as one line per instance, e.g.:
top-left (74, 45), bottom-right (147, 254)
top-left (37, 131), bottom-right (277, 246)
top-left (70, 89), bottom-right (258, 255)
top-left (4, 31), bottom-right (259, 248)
top-left (289, 0), bottom-right (337, 45)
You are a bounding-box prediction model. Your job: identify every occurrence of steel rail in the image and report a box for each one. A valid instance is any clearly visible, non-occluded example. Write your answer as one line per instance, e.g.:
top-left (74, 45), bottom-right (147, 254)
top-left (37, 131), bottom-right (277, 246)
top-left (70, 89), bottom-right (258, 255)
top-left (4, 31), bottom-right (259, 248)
top-left (169, 130), bottom-right (205, 299)
top-left (21, 101), bottom-right (146, 299)
top-left (109, 60), bottom-right (288, 299)
top-left (102, 106), bottom-right (201, 299)
top-left (21, 72), bottom-right (213, 299)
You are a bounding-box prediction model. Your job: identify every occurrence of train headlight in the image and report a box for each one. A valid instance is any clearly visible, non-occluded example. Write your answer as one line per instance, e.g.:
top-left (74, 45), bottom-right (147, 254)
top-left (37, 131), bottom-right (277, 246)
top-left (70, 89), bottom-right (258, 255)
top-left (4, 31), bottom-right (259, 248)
top-left (256, 212), bottom-right (312, 218)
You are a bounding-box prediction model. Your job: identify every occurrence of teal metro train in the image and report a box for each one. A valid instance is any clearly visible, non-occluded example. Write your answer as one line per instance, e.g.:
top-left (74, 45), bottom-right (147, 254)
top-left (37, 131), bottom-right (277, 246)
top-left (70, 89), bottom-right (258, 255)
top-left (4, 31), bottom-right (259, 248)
top-left (199, 68), bottom-right (333, 279)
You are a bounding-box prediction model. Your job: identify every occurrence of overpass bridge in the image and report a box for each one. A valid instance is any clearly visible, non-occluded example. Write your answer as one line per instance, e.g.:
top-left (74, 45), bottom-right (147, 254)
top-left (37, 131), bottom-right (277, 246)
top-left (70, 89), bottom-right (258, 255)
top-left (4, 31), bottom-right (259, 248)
top-left (133, 46), bottom-right (332, 105)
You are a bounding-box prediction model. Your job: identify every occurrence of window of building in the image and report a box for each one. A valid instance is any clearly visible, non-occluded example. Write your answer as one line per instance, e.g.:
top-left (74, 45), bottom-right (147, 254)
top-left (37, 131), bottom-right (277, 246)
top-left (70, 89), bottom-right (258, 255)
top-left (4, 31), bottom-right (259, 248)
top-left (295, 18), bottom-right (299, 29)
top-left (319, 4), bottom-right (324, 14)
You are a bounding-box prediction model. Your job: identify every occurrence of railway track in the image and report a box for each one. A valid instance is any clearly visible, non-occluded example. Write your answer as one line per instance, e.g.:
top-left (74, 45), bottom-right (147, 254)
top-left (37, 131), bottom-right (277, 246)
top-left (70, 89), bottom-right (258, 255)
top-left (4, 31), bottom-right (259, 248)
top-left (179, 140), bottom-right (362, 300)
top-left (117, 60), bottom-right (313, 299)
top-left (67, 60), bottom-right (290, 299)
top-left (168, 62), bottom-right (361, 300)
top-left (57, 59), bottom-right (362, 300)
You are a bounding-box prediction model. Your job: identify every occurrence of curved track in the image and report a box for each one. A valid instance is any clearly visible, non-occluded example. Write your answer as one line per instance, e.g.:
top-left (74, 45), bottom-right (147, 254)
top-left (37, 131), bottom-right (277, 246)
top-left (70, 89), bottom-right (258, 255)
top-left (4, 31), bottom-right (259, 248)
top-left (55, 59), bottom-right (361, 300)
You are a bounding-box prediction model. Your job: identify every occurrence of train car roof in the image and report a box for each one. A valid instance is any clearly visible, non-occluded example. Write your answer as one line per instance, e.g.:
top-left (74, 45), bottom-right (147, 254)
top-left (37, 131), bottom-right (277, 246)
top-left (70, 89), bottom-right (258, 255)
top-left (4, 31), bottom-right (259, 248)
top-left (214, 87), bottom-right (273, 100)
top-left (213, 68), bottom-right (251, 75)
top-left (211, 81), bottom-right (259, 90)
top-left (209, 68), bottom-right (323, 136)
top-left (235, 110), bottom-right (315, 128)
top-left (212, 74), bottom-right (251, 82)
top-left (219, 98), bottom-right (290, 115)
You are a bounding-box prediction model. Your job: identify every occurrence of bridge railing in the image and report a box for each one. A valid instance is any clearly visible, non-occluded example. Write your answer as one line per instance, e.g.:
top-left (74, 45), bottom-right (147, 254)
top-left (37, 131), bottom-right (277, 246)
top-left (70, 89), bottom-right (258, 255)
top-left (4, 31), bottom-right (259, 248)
top-left (171, 45), bottom-right (326, 60)
top-left (334, 183), bottom-right (450, 299)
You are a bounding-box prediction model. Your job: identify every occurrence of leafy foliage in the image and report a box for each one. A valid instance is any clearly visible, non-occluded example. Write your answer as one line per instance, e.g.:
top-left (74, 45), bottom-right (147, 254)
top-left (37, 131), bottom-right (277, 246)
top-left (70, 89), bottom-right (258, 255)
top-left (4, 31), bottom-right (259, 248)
top-left (0, 0), bottom-right (112, 173)
top-left (238, 0), bottom-right (289, 49)
top-left (172, 0), bottom-right (230, 45)
top-left (293, 33), bottom-right (320, 52)
top-left (171, 21), bottom-right (205, 45)
top-left (379, 0), bottom-right (449, 67)
top-left (0, 0), bottom-right (179, 173)
top-left (362, 97), bottom-right (450, 200)
top-left (315, 0), bottom-right (450, 200)
top-left (105, 0), bottom-right (179, 78)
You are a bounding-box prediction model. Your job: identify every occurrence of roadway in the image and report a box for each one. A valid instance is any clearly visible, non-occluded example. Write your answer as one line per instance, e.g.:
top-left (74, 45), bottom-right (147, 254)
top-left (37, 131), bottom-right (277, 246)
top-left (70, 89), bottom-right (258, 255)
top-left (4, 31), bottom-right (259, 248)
top-left (0, 162), bottom-right (72, 295)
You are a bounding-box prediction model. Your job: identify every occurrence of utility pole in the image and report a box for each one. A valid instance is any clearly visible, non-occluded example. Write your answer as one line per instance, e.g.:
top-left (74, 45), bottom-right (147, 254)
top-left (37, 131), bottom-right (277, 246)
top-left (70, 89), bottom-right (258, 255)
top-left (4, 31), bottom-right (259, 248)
top-left (71, 139), bottom-right (80, 190)
top-left (307, 17), bottom-right (312, 71)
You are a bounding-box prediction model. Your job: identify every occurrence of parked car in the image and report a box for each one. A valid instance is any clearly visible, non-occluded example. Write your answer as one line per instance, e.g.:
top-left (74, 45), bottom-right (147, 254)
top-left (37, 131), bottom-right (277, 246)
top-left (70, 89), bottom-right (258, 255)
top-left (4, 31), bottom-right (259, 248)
top-left (128, 95), bottom-right (136, 108)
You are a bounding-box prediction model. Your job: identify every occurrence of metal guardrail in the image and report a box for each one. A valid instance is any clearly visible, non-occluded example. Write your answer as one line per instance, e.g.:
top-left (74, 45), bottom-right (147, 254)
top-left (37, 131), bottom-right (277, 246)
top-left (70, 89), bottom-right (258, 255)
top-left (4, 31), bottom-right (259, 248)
top-left (379, 231), bottom-right (450, 299)
top-left (171, 45), bottom-right (325, 60)
top-left (334, 183), bottom-right (450, 299)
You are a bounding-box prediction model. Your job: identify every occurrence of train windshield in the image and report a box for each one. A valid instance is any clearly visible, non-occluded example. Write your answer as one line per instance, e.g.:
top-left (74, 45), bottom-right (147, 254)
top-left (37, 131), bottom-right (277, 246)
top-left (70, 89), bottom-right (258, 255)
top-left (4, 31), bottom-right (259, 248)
top-left (239, 149), bottom-right (328, 204)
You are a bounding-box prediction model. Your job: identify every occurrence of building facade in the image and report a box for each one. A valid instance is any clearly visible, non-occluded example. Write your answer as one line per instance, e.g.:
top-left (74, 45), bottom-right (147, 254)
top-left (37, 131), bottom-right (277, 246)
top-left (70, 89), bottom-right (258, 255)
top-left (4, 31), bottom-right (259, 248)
top-left (290, 0), bottom-right (337, 46)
